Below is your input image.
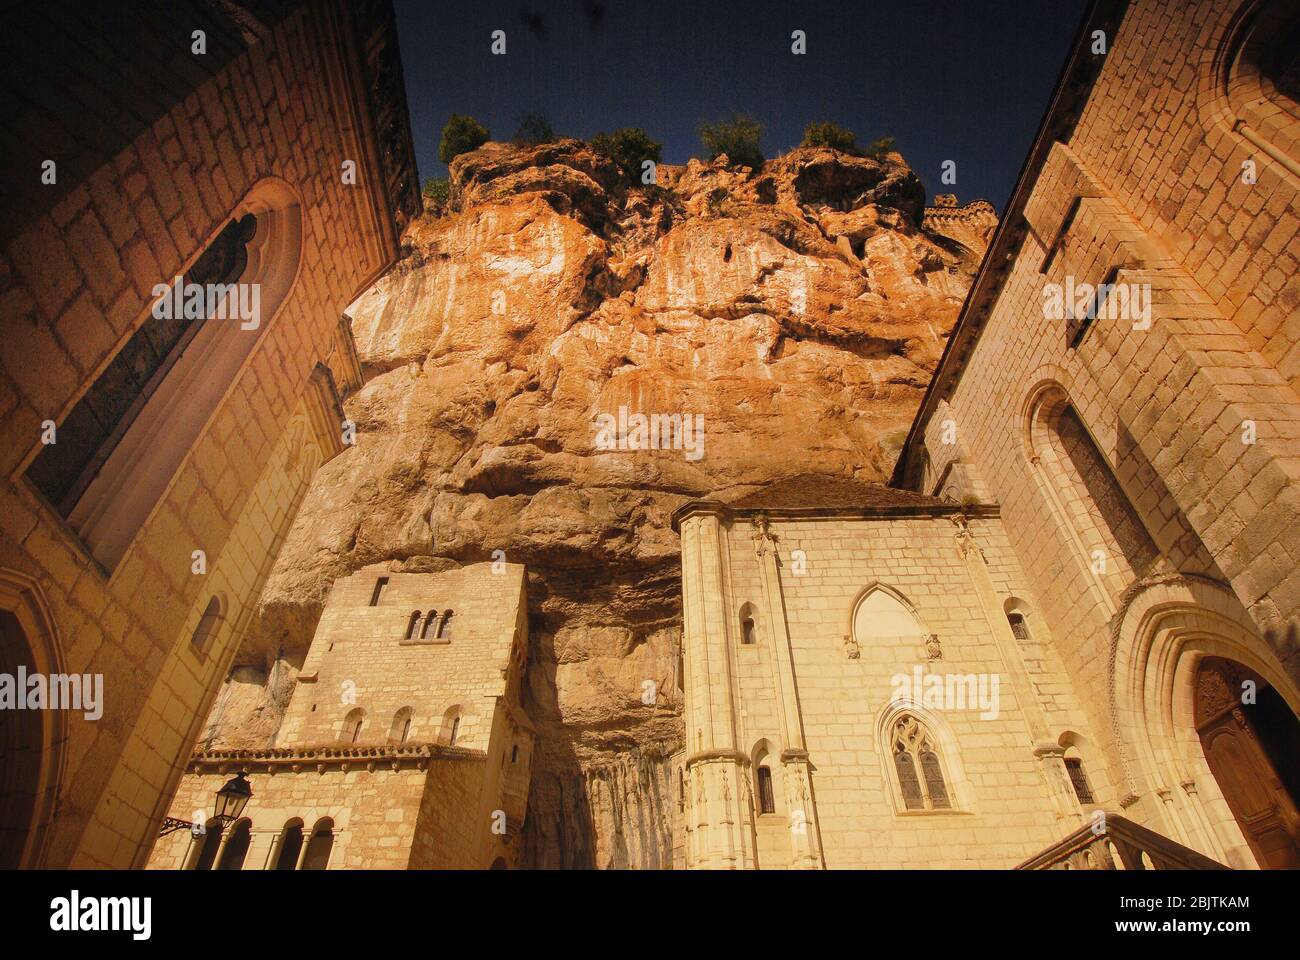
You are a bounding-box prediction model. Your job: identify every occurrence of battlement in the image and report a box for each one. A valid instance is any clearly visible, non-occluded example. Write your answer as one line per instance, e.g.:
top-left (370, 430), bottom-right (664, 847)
top-left (922, 196), bottom-right (998, 258)
top-left (923, 196), bottom-right (997, 222)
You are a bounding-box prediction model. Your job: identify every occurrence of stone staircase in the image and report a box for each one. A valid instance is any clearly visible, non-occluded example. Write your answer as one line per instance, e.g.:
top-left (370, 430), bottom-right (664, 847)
top-left (1017, 812), bottom-right (1228, 870)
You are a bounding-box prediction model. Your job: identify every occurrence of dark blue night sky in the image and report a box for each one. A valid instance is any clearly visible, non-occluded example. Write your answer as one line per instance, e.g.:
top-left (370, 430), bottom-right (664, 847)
top-left (393, 0), bottom-right (1088, 211)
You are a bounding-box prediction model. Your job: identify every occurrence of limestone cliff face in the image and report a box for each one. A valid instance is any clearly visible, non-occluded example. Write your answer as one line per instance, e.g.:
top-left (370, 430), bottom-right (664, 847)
top-left (218, 139), bottom-right (992, 867)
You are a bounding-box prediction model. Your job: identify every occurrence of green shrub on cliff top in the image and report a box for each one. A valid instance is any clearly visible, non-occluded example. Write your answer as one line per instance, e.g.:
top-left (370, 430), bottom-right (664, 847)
top-left (438, 113), bottom-right (489, 164)
top-left (801, 120), bottom-right (859, 153)
top-left (513, 111), bottom-right (556, 147)
top-left (591, 127), bottom-right (663, 184)
top-left (864, 135), bottom-right (897, 160)
top-left (698, 115), bottom-right (765, 170)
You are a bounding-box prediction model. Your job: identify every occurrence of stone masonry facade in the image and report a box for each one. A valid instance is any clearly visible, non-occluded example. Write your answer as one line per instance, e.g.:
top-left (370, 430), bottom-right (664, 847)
top-left (0, 1), bottom-right (418, 868)
top-left (148, 564), bottom-right (534, 870)
top-left (894, 0), bottom-right (1300, 868)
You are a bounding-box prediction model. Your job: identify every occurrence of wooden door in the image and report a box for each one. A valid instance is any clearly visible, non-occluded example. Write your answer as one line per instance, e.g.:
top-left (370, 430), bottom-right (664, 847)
top-left (1196, 658), bottom-right (1300, 869)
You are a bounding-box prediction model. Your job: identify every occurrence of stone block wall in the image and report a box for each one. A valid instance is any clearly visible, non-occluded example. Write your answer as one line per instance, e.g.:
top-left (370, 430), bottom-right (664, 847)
top-left (0, 2), bottom-right (409, 867)
top-left (279, 564), bottom-right (528, 750)
top-left (904, 0), bottom-right (1300, 865)
top-left (719, 512), bottom-right (1092, 867)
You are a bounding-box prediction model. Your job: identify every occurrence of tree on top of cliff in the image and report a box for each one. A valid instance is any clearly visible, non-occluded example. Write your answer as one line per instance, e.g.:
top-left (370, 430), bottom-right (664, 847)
top-left (439, 113), bottom-right (490, 164)
top-left (590, 127), bottom-right (663, 185)
top-left (865, 136), bottom-right (897, 160)
top-left (698, 115), bottom-right (765, 170)
top-left (513, 111), bottom-right (557, 147)
top-left (801, 121), bottom-right (859, 154)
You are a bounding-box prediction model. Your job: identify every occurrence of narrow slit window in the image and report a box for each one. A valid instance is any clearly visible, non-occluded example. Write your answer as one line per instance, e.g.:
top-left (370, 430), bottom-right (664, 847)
top-left (757, 766), bottom-right (775, 814)
top-left (1065, 756), bottom-right (1094, 805)
top-left (1007, 612), bottom-right (1029, 640)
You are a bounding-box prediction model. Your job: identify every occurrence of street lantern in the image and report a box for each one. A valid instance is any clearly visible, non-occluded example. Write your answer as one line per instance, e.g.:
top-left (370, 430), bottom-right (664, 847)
top-left (158, 771), bottom-right (254, 836)
top-left (213, 772), bottom-right (253, 824)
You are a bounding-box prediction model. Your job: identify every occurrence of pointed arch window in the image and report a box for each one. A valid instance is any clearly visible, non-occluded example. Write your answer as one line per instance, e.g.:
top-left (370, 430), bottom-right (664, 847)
top-left (25, 215), bottom-right (257, 523)
top-left (1027, 389), bottom-right (1158, 601)
top-left (1222, 1), bottom-right (1300, 171)
top-left (406, 611), bottom-right (422, 642)
top-left (24, 180), bottom-right (303, 571)
top-left (854, 586), bottom-right (926, 642)
top-left (1064, 755), bottom-right (1094, 805)
top-left (890, 714), bottom-right (952, 811)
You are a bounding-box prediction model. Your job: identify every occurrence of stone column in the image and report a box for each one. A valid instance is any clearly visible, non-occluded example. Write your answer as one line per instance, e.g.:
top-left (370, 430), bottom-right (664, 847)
top-left (678, 507), bottom-right (749, 868)
top-left (749, 513), bottom-right (824, 869)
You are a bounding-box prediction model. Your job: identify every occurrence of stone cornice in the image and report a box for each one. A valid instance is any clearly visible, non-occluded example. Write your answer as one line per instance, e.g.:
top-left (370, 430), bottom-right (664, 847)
top-left (186, 742), bottom-right (485, 775)
top-left (670, 499), bottom-right (1000, 532)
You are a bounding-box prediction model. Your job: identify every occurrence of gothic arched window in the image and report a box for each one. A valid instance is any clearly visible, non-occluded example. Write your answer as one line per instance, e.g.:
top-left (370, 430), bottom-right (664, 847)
top-left (25, 215), bottom-right (257, 525)
top-left (24, 179), bottom-right (302, 571)
top-left (406, 611), bottom-right (422, 642)
top-left (890, 714), bottom-right (952, 811)
top-left (1007, 611), bottom-right (1029, 641)
top-left (1223, 1), bottom-right (1300, 168)
top-left (436, 610), bottom-right (453, 640)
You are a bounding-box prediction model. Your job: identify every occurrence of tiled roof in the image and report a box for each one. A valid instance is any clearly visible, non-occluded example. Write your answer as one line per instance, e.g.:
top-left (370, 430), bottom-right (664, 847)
top-left (724, 475), bottom-right (952, 511)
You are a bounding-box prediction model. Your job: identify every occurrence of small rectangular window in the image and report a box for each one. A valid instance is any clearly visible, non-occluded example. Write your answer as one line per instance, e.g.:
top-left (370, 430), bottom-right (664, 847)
top-left (369, 577), bottom-right (388, 606)
top-left (757, 767), bottom-right (775, 814)
top-left (1065, 757), bottom-right (1094, 804)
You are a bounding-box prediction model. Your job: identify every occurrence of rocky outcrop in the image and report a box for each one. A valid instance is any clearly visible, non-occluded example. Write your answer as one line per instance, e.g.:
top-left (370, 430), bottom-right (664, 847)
top-left (216, 138), bottom-right (993, 866)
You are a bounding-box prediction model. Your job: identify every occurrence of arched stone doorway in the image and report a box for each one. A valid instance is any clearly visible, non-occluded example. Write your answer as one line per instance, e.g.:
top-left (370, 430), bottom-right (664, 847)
top-left (0, 570), bottom-right (67, 868)
top-left (1195, 657), bottom-right (1300, 869)
top-left (0, 611), bottom-right (42, 867)
top-left (1108, 575), bottom-right (1300, 868)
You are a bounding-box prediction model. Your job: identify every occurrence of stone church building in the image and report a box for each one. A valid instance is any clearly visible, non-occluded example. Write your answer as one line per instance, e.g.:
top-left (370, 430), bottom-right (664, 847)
top-left (670, 0), bottom-right (1300, 870)
top-left (3, 0), bottom-right (1299, 870)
